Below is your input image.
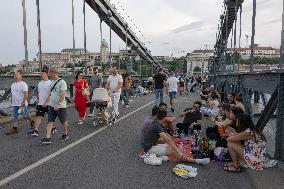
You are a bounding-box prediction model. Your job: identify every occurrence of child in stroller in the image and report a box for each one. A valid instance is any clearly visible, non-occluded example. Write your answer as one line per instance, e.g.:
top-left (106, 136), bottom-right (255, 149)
top-left (90, 88), bottom-right (112, 127)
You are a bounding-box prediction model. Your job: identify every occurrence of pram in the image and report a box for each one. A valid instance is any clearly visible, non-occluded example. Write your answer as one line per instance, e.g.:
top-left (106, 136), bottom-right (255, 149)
top-left (90, 88), bottom-right (112, 127)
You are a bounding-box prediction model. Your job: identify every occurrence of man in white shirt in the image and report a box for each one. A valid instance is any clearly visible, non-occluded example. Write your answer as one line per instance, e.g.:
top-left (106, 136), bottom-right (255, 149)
top-left (166, 71), bottom-right (179, 112)
top-left (6, 70), bottom-right (33, 135)
top-left (28, 67), bottom-right (51, 137)
top-left (105, 67), bottom-right (123, 122)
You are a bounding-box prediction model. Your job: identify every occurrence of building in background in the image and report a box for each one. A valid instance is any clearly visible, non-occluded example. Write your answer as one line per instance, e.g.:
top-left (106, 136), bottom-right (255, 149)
top-left (100, 39), bottom-right (109, 64)
top-left (186, 49), bottom-right (214, 76)
top-left (227, 46), bottom-right (280, 60)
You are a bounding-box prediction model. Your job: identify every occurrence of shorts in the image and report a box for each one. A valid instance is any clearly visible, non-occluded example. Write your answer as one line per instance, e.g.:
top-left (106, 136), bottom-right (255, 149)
top-left (169, 91), bottom-right (177, 100)
top-left (148, 144), bottom-right (168, 156)
top-left (36, 105), bottom-right (48, 117)
top-left (48, 106), bottom-right (67, 124)
top-left (11, 106), bottom-right (29, 120)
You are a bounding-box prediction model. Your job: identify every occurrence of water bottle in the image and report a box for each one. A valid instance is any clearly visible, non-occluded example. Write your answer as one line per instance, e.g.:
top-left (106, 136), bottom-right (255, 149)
top-left (191, 135), bottom-right (196, 148)
top-left (179, 133), bottom-right (185, 151)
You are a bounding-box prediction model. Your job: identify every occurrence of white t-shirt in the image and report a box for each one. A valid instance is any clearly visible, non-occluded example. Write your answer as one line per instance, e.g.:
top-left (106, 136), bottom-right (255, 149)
top-left (107, 74), bottom-right (123, 92)
top-left (38, 80), bottom-right (51, 105)
top-left (167, 76), bottom-right (179, 92)
top-left (11, 81), bottom-right (28, 107)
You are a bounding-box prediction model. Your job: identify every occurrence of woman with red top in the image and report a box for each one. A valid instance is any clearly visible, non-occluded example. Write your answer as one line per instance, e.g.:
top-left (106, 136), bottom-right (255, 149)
top-left (73, 71), bottom-right (89, 125)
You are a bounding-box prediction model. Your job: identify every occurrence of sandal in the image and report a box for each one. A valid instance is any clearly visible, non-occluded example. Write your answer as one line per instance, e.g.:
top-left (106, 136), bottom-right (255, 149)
top-left (223, 162), bottom-right (234, 168)
top-left (224, 164), bottom-right (241, 173)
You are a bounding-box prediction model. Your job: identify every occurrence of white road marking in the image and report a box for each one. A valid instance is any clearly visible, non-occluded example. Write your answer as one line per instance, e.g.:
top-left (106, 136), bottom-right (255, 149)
top-left (0, 100), bottom-right (154, 187)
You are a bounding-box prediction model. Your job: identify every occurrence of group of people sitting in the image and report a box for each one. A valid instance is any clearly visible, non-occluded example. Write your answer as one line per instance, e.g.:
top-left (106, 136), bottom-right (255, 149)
top-left (139, 86), bottom-right (277, 172)
top-left (140, 102), bottom-right (210, 166)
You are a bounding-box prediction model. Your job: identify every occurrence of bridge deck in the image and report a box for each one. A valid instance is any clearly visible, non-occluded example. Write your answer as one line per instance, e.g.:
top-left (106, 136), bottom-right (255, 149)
top-left (0, 93), bottom-right (283, 189)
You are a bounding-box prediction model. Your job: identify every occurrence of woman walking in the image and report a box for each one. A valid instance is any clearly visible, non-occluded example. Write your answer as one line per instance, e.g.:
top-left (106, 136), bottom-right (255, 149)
top-left (73, 71), bottom-right (89, 124)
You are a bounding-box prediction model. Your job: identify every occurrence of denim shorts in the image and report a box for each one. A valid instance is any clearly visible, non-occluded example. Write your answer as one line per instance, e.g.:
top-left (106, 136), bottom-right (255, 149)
top-left (48, 106), bottom-right (67, 124)
top-left (11, 106), bottom-right (29, 120)
top-left (169, 91), bottom-right (177, 100)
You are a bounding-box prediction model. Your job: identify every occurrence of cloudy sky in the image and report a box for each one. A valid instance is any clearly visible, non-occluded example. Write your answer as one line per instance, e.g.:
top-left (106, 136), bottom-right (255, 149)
top-left (0, 0), bottom-right (282, 65)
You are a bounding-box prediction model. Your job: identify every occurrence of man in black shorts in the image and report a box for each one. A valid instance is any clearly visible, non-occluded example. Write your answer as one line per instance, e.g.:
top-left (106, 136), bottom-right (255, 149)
top-left (28, 67), bottom-right (51, 137)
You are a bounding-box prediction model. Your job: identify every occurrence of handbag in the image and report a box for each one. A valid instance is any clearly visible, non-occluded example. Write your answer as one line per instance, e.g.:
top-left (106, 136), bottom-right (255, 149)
top-left (81, 80), bottom-right (90, 96)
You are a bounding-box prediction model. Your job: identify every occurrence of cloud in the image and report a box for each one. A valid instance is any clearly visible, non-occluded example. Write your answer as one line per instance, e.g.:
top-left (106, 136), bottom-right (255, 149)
top-left (263, 19), bottom-right (281, 26)
top-left (171, 21), bottom-right (204, 34)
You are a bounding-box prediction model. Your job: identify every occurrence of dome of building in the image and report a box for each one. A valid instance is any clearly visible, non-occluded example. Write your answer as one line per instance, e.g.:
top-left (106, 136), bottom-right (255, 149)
top-left (101, 39), bottom-right (108, 48)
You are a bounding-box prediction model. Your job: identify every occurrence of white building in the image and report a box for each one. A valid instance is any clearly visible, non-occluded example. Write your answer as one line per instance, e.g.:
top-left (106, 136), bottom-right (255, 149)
top-left (100, 39), bottom-right (109, 64)
top-left (186, 50), bottom-right (214, 76)
top-left (227, 46), bottom-right (280, 60)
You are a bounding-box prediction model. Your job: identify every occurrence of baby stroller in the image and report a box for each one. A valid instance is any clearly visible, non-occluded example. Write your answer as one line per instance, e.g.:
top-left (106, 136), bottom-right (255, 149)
top-left (91, 88), bottom-right (112, 127)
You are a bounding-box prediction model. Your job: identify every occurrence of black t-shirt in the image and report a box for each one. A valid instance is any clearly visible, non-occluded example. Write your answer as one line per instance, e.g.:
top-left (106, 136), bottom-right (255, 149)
top-left (183, 108), bottom-right (202, 125)
top-left (153, 73), bottom-right (166, 89)
top-left (140, 121), bottom-right (164, 152)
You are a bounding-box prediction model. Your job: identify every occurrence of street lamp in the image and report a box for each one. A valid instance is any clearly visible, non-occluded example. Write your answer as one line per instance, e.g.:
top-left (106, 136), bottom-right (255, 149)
top-left (107, 10), bottom-right (113, 69)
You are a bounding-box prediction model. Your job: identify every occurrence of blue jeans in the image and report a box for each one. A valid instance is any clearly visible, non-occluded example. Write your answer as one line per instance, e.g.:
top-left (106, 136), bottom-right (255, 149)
top-left (122, 89), bottom-right (130, 105)
top-left (155, 89), bottom-right (164, 105)
top-left (11, 106), bottom-right (29, 120)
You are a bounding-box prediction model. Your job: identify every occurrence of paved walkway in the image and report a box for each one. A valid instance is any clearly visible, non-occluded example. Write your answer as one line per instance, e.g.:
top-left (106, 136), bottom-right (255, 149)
top-left (0, 93), bottom-right (283, 189)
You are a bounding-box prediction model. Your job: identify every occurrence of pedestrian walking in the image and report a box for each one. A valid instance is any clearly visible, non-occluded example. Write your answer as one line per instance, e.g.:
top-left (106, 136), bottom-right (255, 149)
top-left (28, 66), bottom-right (52, 136)
top-left (88, 67), bottom-right (103, 117)
top-left (105, 67), bottom-right (123, 122)
top-left (6, 70), bottom-right (34, 135)
top-left (121, 70), bottom-right (132, 108)
top-left (166, 71), bottom-right (179, 112)
top-left (153, 68), bottom-right (166, 105)
top-left (73, 71), bottom-right (89, 125)
top-left (39, 67), bottom-right (69, 145)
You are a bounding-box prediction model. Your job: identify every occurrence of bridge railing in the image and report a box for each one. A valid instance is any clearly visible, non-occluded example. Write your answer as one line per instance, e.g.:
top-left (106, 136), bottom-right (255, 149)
top-left (209, 70), bottom-right (284, 161)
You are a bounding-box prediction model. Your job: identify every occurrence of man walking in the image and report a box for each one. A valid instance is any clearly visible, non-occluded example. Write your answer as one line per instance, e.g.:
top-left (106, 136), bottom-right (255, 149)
top-left (121, 70), bottom-right (132, 108)
top-left (28, 66), bottom-right (51, 136)
top-left (39, 67), bottom-right (69, 145)
top-left (88, 67), bottom-right (103, 117)
top-left (166, 71), bottom-right (179, 112)
top-left (153, 68), bottom-right (166, 106)
top-left (6, 70), bottom-right (34, 135)
top-left (105, 67), bottom-right (123, 122)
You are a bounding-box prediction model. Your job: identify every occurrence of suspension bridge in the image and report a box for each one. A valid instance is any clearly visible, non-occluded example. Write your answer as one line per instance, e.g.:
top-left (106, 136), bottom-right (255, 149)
top-left (0, 0), bottom-right (283, 188)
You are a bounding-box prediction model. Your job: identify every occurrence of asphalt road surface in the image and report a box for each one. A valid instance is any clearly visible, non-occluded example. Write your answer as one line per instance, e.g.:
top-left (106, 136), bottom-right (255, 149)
top-left (0, 93), bottom-right (283, 189)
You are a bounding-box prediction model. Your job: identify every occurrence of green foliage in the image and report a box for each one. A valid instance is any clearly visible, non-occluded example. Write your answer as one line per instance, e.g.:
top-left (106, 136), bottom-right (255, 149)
top-left (0, 64), bottom-right (16, 75)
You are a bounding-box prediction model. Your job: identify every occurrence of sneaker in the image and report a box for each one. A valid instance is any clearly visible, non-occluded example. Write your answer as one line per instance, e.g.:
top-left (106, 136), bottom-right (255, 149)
top-left (6, 127), bottom-right (18, 135)
top-left (171, 107), bottom-right (175, 112)
top-left (87, 113), bottom-right (94, 117)
top-left (51, 127), bottom-right (57, 134)
top-left (61, 134), bottom-right (69, 141)
top-left (111, 117), bottom-right (116, 123)
top-left (39, 137), bottom-right (51, 145)
top-left (144, 153), bottom-right (162, 166)
top-left (28, 129), bottom-right (39, 137)
top-left (77, 121), bottom-right (84, 125)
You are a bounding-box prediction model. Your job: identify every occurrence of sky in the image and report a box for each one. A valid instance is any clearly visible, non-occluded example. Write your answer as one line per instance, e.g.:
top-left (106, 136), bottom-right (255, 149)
top-left (0, 0), bottom-right (282, 65)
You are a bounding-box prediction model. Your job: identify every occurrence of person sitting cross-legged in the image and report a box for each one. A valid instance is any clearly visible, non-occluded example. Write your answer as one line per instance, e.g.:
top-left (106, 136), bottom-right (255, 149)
top-left (176, 101), bottom-right (202, 135)
top-left (140, 110), bottom-right (210, 165)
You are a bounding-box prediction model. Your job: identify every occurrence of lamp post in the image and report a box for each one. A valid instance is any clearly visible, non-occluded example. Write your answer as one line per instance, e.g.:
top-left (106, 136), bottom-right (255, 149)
top-left (107, 10), bottom-right (113, 69)
top-left (72, 0), bottom-right (76, 73)
top-left (250, 0), bottom-right (256, 72)
top-left (36, 0), bottom-right (42, 71)
top-left (280, 0), bottom-right (284, 69)
top-left (22, 0), bottom-right (29, 74)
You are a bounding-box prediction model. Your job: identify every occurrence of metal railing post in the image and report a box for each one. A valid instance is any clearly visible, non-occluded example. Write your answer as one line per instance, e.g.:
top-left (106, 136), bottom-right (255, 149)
top-left (250, 0), bottom-right (256, 72)
top-left (275, 73), bottom-right (284, 161)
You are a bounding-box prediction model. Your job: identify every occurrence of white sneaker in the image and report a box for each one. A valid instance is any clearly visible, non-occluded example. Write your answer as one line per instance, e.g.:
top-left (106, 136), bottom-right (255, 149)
top-left (144, 153), bottom-right (162, 166)
top-left (87, 113), bottom-right (94, 117)
top-left (77, 121), bottom-right (84, 125)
